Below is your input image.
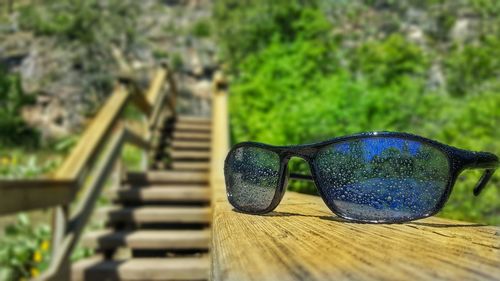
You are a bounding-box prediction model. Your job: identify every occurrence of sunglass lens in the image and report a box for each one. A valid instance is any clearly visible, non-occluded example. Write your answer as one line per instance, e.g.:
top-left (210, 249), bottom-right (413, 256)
top-left (225, 146), bottom-right (281, 213)
top-left (314, 137), bottom-right (450, 222)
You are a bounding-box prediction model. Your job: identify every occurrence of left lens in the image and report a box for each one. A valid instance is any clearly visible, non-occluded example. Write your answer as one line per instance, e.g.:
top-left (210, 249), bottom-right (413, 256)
top-left (313, 137), bottom-right (450, 222)
top-left (224, 146), bottom-right (281, 213)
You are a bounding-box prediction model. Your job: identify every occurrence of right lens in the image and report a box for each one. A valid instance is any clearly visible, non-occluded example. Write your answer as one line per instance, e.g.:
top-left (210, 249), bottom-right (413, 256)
top-left (313, 137), bottom-right (450, 222)
top-left (224, 146), bottom-right (281, 213)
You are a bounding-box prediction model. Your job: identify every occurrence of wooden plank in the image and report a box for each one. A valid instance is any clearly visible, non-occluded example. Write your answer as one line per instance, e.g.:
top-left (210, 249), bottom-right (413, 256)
top-left (172, 161), bottom-right (210, 171)
top-left (82, 229), bottom-right (210, 250)
top-left (0, 180), bottom-right (75, 215)
top-left (146, 67), bottom-right (167, 106)
top-left (177, 116), bottom-right (211, 124)
top-left (170, 150), bottom-right (211, 160)
top-left (55, 85), bottom-right (129, 180)
top-left (72, 256), bottom-right (209, 281)
top-left (172, 140), bottom-right (211, 150)
top-left (211, 191), bottom-right (500, 281)
top-left (126, 171), bottom-right (209, 184)
top-left (175, 122), bottom-right (211, 132)
top-left (173, 131), bottom-right (211, 140)
top-left (209, 73), bottom-right (229, 194)
top-left (108, 186), bottom-right (210, 203)
top-left (98, 206), bottom-right (211, 224)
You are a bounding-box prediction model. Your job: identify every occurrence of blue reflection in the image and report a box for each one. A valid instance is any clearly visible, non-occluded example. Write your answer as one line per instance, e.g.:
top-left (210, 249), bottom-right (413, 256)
top-left (315, 137), bottom-right (449, 221)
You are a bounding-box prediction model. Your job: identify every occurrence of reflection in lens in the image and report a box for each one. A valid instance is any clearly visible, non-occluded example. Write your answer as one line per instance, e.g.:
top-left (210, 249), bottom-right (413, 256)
top-left (225, 146), bottom-right (281, 212)
top-left (314, 137), bottom-right (450, 221)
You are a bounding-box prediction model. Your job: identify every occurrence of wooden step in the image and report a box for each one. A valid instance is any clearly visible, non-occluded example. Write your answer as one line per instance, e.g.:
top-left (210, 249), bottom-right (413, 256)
top-left (177, 116), bottom-right (211, 124)
top-left (170, 150), bottom-right (210, 160)
top-left (172, 161), bottom-right (210, 171)
top-left (171, 140), bottom-right (210, 150)
top-left (109, 187), bottom-right (210, 203)
top-left (97, 206), bottom-right (211, 224)
top-left (173, 131), bottom-right (211, 141)
top-left (82, 229), bottom-right (210, 250)
top-left (72, 256), bottom-right (209, 281)
top-left (126, 171), bottom-right (208, 184)
top-left (175, 123), bottom-right (211, 132)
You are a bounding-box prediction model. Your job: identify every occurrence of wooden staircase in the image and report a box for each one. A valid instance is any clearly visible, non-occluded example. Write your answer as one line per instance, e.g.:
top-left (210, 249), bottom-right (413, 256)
top-left (72, 115), bottom-right (212, 281)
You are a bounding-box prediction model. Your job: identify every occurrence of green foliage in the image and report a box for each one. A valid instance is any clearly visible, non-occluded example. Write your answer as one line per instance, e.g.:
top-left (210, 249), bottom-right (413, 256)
top-left (122, 144), bottom-right (144, 171)
top-left (0, 151), bottom-right (60, 179)
top-left (0, 214), bottom-right (51, 280)
top-left (170, 53), bottom-right (184, 71)
top-left (213, 0), bottom-right (322, 67)
top-left (18, 0), bottom-right (140, 44)
top-left (352, 34), bottom-right (429, 85)
top-left (215, 0), bottom-right (500, 224)
top-left (445, 36), bottom-right (500, 96)
top-left (191, 19), bottom-right (212, 38)
top-left (0, 69), bottom-right (39, 148)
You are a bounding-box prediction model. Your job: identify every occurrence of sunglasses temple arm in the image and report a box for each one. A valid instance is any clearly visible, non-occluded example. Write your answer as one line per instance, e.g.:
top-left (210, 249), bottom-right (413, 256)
top-left (464, 151), bottom-right (498, 196)
top-left (289, 173), bottom-right (314, 182)
top-left (473, 169), bottom-right (495, 196)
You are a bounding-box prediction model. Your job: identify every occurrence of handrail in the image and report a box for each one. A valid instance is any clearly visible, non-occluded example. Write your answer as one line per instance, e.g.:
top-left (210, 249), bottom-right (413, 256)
top-left (54, 84), bottom-right (130, 181)
top-left (0, 62), bottom-right (177, 280)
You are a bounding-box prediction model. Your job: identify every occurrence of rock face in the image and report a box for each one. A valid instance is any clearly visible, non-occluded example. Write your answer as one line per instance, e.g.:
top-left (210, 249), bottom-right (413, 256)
top-left (1, 0), bottom-right (217, 141)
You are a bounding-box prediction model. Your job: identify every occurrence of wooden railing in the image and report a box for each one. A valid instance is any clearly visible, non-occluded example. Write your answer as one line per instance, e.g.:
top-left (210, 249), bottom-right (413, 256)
top-left (209, 80), bottom-right (500, 280)
top-left (0, 63), bottom-right (177, 281)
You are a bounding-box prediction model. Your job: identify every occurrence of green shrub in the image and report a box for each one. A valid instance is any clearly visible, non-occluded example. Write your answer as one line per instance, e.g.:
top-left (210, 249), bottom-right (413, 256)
top-left (352, 34), bottom-right (429, 85)
top-left (445, 36), bottom-right (500, 96)
top-left (18, 0), bottom-right (140, 44)
top-left (191, 19), bottom-right (212, 38)
top-left (213, 0), bottom-right (322, 68)
top-left (0, 69), bottom-right (39, 148)
top-left (0, 214), bottom-right (51, 281)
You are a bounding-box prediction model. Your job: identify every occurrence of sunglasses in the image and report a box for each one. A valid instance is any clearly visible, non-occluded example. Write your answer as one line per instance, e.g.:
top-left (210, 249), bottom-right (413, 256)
top-left (223, 132), bottom-right (498, 223)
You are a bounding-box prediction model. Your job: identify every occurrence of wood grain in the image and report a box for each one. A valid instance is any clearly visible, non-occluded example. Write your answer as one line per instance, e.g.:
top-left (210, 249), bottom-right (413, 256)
top-left (211, 189), bottom-right (500, 281)
top-left (0, 180), bottom-right (75, 214)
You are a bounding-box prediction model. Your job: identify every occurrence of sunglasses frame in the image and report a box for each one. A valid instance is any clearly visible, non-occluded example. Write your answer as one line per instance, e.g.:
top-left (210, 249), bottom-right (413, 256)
top-left (224, 131), bottom-right (498, 223)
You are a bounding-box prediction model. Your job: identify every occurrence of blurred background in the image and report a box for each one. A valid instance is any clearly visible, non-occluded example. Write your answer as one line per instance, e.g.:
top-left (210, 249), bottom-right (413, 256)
top-left (0, 0), bottom-right (498, 279)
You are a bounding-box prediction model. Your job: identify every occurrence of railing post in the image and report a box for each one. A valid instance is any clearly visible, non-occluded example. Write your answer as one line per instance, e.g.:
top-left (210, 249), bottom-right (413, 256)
top-left (210, 71), bottom-right (229, 281)
top-left (164, 63), bottom-right (178, 116)
top-left (210, 71), bottom-right (229, 192)
top-left (48, 205), bottom-right (70, 281)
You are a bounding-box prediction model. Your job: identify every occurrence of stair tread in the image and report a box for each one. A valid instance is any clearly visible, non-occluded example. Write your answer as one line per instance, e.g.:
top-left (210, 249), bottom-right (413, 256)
top-left (171, 140), bottom-right (211, 149)
top-left (97, 206), bottom-right (211, 224)
top-left (175, 123), bottom-right (211, 132)
top-left (82, 229), bottom-right (210, 250)
top-left (126, 171), bottom-right (209, 183)
top-left (109, 186), bottom-right (210, 202)
top-left (173, 131), bottom-right (211, 140)
top-left (171, 161), bottom-right (210, 171)
top-left (170, 150), bottom-right (210, 159)
top-left (72, 256), bottom-right (208, 281)
top-left (177, 116), bottom-right (211, 124)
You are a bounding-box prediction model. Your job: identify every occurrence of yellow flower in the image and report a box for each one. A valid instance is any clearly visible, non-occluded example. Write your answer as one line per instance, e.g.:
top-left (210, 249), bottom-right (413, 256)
top-left (30, 268), bottom-right (40, 277)
top-left (41, 240), bottom-right (50, 251)
top-left (33, 250), bottom-right (42, 263)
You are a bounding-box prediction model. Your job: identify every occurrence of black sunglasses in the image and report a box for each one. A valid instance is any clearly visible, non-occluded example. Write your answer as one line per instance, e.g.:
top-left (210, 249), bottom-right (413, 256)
top-left (224, 132), bottom-right (498, 223)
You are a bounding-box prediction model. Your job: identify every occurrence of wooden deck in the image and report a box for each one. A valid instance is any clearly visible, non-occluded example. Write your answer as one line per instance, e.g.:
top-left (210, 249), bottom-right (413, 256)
top-left (211, 189), bottom-right (500, 281)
